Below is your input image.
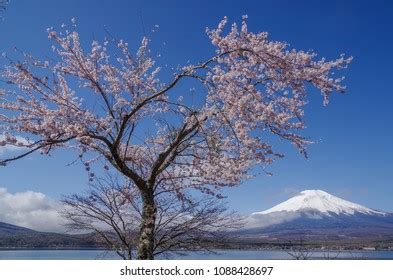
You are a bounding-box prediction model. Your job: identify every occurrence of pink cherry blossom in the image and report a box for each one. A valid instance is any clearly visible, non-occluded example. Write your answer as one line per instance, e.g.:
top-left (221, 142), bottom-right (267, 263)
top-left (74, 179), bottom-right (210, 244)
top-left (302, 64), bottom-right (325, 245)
top-left (0, 17), bottom-right (351, 259)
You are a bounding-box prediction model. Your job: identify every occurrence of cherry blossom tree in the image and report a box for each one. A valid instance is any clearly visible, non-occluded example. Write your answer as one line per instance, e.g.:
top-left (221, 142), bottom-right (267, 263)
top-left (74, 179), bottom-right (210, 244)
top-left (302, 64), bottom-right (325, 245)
top-left (0, 16), bottom-right (351, 259)
top-left (62, 176), bottom-right (242, 259)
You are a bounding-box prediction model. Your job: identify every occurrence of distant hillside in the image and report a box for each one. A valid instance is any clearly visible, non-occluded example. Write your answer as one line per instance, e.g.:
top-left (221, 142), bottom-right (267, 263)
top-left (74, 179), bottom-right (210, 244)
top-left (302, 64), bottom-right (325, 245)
top-left (0, 222), bottom-right (35, 234)
top-left (0, 222), bottom-right (100, 249)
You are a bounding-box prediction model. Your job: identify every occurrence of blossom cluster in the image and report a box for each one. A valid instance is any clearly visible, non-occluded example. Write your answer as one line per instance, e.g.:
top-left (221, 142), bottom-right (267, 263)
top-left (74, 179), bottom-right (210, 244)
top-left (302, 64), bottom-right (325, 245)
top-left (0, 17), bottom-right (351, 198)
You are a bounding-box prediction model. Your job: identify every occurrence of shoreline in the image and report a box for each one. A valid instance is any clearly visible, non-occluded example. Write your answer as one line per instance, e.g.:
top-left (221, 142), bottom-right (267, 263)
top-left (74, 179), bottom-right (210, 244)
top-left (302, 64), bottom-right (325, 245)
top-left (1, 247), bottom-right (393, 252)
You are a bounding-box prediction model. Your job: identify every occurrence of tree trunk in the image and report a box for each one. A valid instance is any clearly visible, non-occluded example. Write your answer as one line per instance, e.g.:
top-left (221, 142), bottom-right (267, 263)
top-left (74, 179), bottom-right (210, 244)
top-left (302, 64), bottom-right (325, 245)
top-left (137, 190), bottom-right (156, 260)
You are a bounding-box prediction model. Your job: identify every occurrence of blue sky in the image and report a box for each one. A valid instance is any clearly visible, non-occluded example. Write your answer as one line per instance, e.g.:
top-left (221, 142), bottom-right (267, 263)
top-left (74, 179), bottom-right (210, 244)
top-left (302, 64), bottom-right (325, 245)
top-left (0, 0), bottom-right (392, 215)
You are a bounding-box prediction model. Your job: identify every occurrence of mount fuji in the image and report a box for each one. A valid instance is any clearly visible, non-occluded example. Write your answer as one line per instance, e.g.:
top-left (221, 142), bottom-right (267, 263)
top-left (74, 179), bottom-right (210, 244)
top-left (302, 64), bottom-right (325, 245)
top-left (255, 190), bottom-right (385, 216)
top-left (242, 190), bottom-right (393, 240)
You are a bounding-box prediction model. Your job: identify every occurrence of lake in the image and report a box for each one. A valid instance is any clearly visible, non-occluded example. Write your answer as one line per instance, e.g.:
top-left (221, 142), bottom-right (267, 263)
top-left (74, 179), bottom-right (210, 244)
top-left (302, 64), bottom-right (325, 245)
top-left (0, 249), bottom-right (393, 260)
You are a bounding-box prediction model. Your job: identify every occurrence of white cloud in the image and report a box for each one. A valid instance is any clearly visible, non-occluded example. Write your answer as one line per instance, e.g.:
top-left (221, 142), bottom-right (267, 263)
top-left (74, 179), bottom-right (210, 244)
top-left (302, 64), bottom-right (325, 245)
top-left (0, 187), bottom-right (66, 233)
top-left (245, 211), bottom-right (301, 229)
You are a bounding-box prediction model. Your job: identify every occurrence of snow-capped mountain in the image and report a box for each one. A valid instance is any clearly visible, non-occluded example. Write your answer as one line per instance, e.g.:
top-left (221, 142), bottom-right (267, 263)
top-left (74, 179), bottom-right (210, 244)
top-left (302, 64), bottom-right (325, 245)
top-left (253, 190), bottom-right (385, 217)
top-left (242, 189), bottom-right (393, 240)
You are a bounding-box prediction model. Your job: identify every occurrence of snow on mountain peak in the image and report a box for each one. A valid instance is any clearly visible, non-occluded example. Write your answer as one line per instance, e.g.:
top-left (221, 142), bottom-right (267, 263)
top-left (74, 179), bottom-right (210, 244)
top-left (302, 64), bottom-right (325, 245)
top-left (253, 189), bottom-right (385, 216)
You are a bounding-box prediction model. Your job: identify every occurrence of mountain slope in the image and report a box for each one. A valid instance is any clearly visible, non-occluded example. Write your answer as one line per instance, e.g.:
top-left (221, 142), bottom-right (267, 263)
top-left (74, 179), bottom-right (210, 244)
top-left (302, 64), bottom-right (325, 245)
top-left (243, 190), bottom-right (393, 240)
top-left (0, 222), bottom-right (35, 234)
top-left (0, 222), bottom-right (99, 248)
top-left (254, 190), bottom-right (385, 216)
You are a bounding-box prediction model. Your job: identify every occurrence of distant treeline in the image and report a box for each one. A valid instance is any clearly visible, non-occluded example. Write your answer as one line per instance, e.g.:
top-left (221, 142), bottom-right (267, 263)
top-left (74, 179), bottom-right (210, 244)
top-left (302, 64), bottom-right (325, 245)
top-left (0, 232), bottom-right (101, 249)
top-left (1, 231), bottom-right (393, 251)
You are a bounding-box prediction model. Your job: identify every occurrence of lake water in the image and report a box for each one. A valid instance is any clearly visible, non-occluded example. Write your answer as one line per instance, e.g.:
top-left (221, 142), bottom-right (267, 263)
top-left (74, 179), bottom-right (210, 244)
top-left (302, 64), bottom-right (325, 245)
top-left (0, 249), bottom-right (392, 260)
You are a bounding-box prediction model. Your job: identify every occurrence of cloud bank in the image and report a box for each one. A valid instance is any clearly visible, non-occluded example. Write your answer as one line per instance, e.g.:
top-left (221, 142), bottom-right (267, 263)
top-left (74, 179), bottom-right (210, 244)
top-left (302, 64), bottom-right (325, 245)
top-left (0, 188), bottom-right (66, 233)
top-left (245, 211), bottom-right (301, 228)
